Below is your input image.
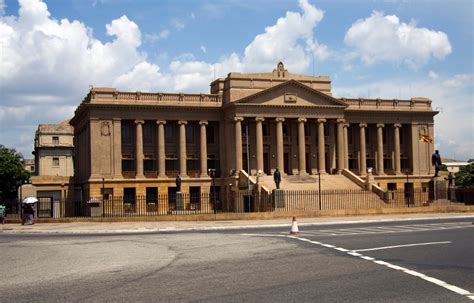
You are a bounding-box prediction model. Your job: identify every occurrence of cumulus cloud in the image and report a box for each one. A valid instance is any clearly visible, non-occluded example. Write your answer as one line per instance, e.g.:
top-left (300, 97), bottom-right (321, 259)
top-left (243, 0), bottom-right (326, 72)
top-left (344, 11), bottom-right (452, 67)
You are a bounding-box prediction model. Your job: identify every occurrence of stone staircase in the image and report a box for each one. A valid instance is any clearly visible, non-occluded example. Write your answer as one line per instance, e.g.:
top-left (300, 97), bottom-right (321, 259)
top-left (256, 173), bottom-right (386, 209)
top-left (260, 174), bottom-right (361, 191)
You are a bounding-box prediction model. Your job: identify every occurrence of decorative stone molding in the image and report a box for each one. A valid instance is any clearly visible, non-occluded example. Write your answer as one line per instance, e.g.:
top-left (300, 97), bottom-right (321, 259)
top-left (178, 120), bottom-right (188, 125)
top-left (255, 117), bottom-right (265, 122)
top-left (317, 118), bottom-right (327, 123)
top-left (275, 117), bottom-right (285, 122)
top-left (336, 118), bottom-right (346, 124)
top-left (394, 123), bottom-right (402, 128)
top-left (297, 117), bottom-right (307, 123)
top-left (359, 123), bottom-right (367, 128)
top-left (134, 120), bottom-right (144, 125)
top-left (156, 120), bottom-right (167, 125)
top-left (234, 117), bottom-right (244, 122)
top-left (199, 120), bottom-right (208, 126)
top-left (376, 123), bottom-right (385, 128)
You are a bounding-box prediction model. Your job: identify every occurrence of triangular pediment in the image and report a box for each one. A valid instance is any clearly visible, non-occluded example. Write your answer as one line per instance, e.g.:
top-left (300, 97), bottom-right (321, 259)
top-left (234, 80), bottom-right (347, 108)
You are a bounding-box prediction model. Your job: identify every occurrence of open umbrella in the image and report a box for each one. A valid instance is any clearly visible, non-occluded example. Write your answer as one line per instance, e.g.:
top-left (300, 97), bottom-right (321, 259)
top-left (22, 197), bottom-right (38, 204)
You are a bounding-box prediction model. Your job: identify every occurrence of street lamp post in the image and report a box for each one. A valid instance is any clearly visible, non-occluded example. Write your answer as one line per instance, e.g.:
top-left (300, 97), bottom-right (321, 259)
top-left (208, 169), bottom-right (216, 214)
top-left (405, 170), bottom-right (410, 208)
top-left (102, 178), bottom-right (105, 217)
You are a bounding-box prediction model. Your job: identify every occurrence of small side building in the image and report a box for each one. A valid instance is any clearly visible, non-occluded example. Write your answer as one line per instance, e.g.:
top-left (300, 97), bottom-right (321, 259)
top-left (21, 121), bottom-right (75, 217)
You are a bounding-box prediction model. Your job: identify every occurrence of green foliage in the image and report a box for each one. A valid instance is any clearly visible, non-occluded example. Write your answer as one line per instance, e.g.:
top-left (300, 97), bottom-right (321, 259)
top-left (455, 163), bottom-right (474, 188)
top-left (0, 145), bottom-right (31, 200)
top-left (440, 164), bottom-right (448, 171)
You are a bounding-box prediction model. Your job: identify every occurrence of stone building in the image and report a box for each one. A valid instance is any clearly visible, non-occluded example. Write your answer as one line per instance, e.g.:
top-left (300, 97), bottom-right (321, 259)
top-left (20, 121), bottom-right (75, 217)
top-left (70, 63), bottom-right (436, 206)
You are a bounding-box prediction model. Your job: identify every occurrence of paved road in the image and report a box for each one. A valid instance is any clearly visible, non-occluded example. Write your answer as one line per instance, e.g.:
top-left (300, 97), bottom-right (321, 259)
top-left (0, 218), bottom-right (472, 302)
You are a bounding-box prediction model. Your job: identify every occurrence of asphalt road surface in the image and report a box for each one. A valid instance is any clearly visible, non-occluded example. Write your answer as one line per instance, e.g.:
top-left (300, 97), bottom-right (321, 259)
top-left (1, 218), bottom-right (473, 302)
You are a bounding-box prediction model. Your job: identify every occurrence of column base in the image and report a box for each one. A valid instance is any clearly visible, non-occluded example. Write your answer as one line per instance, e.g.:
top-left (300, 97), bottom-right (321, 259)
top-left (318, 170), bottom-right (327, 175)
top-left (135, 174), bottom-right (145, 179)
top-left (200, 174), bottom-right (209, 178)
top-left (158, 174), bottom-right (167, 178)
top-left (298, 171), bottom-right (308, 176)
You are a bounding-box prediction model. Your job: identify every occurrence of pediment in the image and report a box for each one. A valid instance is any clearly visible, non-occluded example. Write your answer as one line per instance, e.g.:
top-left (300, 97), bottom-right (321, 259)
top-left (234, 80), bottom-right (347, 108)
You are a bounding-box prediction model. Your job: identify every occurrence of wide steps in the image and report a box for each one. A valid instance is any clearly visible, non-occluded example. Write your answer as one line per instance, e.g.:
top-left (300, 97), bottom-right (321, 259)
top-left (261, 174), bottom-right (361, 191)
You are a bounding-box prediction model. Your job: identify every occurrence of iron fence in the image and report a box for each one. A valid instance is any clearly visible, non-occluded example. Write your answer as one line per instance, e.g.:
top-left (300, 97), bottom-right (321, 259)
top-left (2, 187), bottom-right (469, 218)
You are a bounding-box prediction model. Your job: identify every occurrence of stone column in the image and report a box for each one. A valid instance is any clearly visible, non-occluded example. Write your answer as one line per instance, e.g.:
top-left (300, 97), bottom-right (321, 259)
top-left (298, 118), bottom-right (307, 175)
top-left (359, 123), bottom-right (367, 176)
top-left (336, 119), bottom-right (345, 174)
top-left (275, 118), bottom-right (285, 174)
top-left (113, 118), bottom-right (123, 178)
top-left (377, 123), bottom-right (385, 175)
top-left (317, 119), bottom-right (326, 174)
top-left (394, 123), bottom-right (402, 175)
top-left (255, 117), bottom-right (265, 173)
top-left (234, 117), bottom-right (243, 172)
top-left (199, 120), bottom-right (208, 177)
top-left (178, 120), bottom-right (188, 177)
top-left (135, 120), bottom-right (144, 178)
top-left (343, 123), bottom-right (349, 169)
top-left (156, 120), bottom-right (166, 177)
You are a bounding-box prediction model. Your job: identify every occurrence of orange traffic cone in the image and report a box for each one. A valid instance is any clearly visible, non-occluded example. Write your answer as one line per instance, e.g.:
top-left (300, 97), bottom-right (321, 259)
top-left (290, 216), bottom-right (299, 234)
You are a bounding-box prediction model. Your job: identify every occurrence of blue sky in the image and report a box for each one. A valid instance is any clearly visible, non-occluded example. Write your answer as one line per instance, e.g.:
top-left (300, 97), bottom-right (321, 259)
top-left (0, 0), bottom-right (472, 160)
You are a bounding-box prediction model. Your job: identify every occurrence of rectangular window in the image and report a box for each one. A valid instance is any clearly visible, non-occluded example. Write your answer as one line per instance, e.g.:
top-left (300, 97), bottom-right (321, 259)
top-left (52, 136), bottom-right (59, 145)
top-left (143, 123), bottom-right (154, 144)
top-left (52, 157), bottom-right (59, 167)
top-left (282, 124), bottom-right (288, 137)
top-left (207, 125), bottom-right (215, 144)
top-left (144, 159), bottom-right (155, 171)
top-left (122, 159), bottom-right (135, 171)
top-left (186, 125), bottom-right (195, 144)
top-left (146, 187), bottom-right (158, 204)
top-left (123, 188), bottom-right (136, 204)
top-left (121, 122), bottom-right (132, 144)
top-left (165, 124), bottom-right (174, 144)
top-left (262, 124), bottom-right (269, 137)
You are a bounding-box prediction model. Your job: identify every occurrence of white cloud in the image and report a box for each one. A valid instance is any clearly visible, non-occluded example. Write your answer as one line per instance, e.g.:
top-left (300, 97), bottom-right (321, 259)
top-left (0, 0), bottom-right (6, 15)
top-left (144, 29), bottom-right (169, 43)
top-left (242, 0), bottom-right (326, 73)
top-left (200, 45), bottom-right (206, 53)
top-left (172, 19), bottom-right (185, 30)
top-left (442, 74), bottom-right (473, 88)
top-left (428, 70), bottom-right (439, 80)
top-left (344, 11), bottom-right (452, 67)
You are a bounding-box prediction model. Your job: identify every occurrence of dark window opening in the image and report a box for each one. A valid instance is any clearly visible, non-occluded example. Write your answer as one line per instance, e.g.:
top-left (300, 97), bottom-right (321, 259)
top-left (165, 124), bottom-right (174, 144)
top-left (121, 122), bottom-right (132, 144)
top-left (186, 125), bottom-right (195, 144)
top-left (146, 187), bottom-right (158, 204)
top-left (144, 159), bottom-right (155, 171)
top-left (207, 125), bottom-right (215, 144)
top-left (143, 123), bottom-right (154, 144)
top-left (124, 188), bottom-right (136, 204)
top-left (122, 159), bottom-right (135, 171)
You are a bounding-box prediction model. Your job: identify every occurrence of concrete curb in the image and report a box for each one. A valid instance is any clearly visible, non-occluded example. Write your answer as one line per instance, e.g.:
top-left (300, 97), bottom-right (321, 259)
top-left (2, 214), bottom-right (473, 235)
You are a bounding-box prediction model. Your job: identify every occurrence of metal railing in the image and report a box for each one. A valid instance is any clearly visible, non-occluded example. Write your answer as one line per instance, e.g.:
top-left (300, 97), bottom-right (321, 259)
top-left (2, 188), bottom-right (467, 219)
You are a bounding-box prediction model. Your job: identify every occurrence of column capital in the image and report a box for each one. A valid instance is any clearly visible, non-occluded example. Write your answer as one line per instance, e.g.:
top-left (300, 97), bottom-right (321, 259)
top-left (376, 123), bottom-right (385, 128)
top-left (178, 120), bottom-right (188, 125)
top-left (317, 118), bottom-right (327, 124)
top-left (234, 116), bottom-right (244, 122)
top-left (275, 117), bottom-right (285, 123)
top-left (199, 120), bottom-right (208, 126)
top-left (359, 123), bottom-right (367, 128)
top-left (336, 118), bottom-right (346, 124)
top-left (297, 117), bottom-right (307, 123)
top-left (255, 117), bottom-right (265, 122)
top-left (394, 123), bottom-right (402, 128)
top-left (134, 119), bottom-right (144, 125)
top-left (343, 123), bottom-right (350, 128)
top-left (113, 118), bottom-right (121, 122)
top-left (156, 120), bottom-right (167, 125)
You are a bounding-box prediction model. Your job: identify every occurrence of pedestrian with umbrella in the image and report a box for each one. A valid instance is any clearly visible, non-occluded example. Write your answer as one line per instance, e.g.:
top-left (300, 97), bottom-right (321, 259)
top-left (22, 197), bottom-right (37, 225)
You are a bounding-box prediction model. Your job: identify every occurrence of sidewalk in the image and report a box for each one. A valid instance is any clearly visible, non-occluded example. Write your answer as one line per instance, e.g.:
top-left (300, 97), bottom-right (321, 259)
top-left (1, 213), bottom-right (473, 234)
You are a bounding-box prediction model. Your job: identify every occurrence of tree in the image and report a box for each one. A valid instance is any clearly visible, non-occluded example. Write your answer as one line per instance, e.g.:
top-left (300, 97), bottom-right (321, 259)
top-left (455, 163), bottom-right (474, 188)
top-left (0, 145), bottom-right (31, 200)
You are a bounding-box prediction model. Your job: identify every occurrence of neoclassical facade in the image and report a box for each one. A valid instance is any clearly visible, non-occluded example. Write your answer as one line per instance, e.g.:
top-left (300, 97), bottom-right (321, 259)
top-left (70, 63), bottom-right (436, 201)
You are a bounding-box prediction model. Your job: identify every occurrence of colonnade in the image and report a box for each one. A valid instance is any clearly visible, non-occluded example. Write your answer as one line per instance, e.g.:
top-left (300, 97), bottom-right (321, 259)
top-left (130, 120), bottom-right (209, 178)
top-left (233, 117), bottom-right (404, 176)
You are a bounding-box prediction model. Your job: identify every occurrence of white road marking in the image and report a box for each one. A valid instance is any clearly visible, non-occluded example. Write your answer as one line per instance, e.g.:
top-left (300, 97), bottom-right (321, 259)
top-left (354, 241), bottom-right (452, 252)
top-left (299, 222), bottom-right (472, 237)
top-left (290, 236), bottom-right (474, 301)
top-left (243, 233), bottom-right (474, 301)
